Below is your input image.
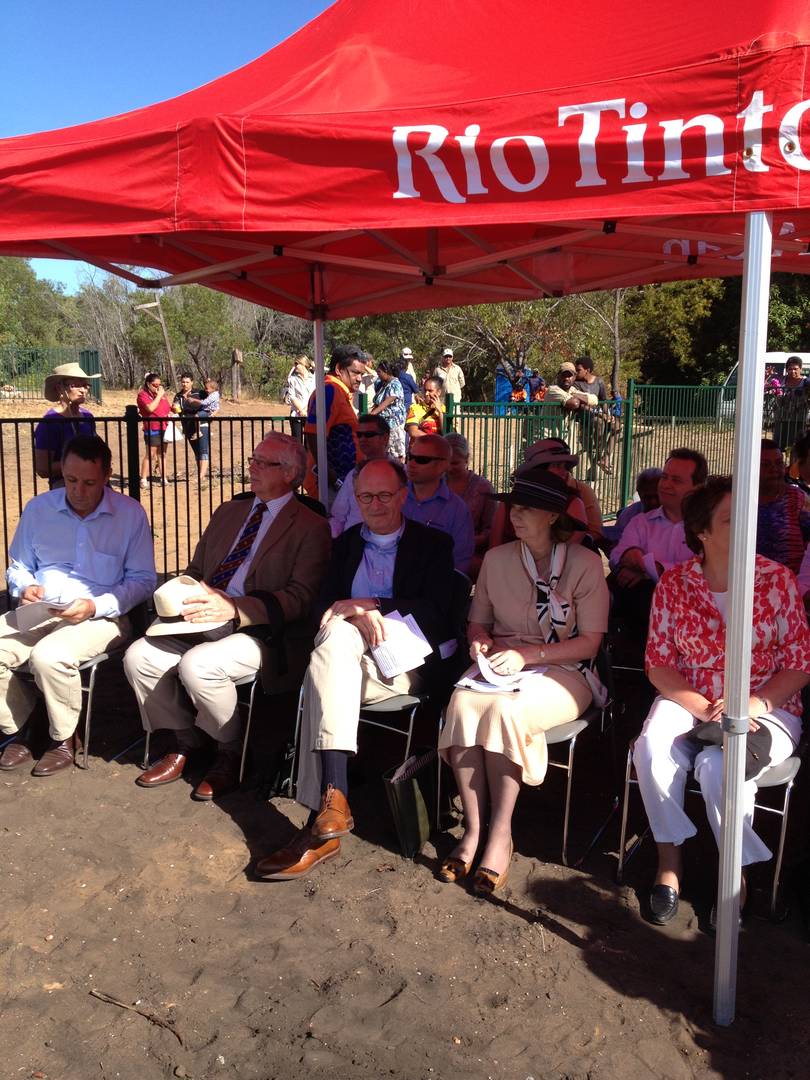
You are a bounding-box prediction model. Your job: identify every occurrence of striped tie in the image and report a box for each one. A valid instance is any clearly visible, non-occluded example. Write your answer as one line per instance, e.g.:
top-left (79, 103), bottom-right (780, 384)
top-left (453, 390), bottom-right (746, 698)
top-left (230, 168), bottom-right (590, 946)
top-left (210, 502), bottom-right (267, 590)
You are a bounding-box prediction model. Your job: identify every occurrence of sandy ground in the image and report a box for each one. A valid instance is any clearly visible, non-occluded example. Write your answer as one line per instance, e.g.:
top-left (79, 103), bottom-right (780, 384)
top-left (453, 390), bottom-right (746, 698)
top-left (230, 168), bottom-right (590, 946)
top-left (2, 670), bottom-right (810, 1080)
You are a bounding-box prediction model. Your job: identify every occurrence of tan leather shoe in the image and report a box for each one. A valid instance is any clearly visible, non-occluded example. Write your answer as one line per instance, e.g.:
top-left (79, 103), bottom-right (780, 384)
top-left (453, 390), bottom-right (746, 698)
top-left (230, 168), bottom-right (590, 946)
top-left (255, 829), bottom-right (340, 881)
top-left (32, 738), bottom-right (76, 777)
top-left (0, 738), bottom-right (34, 771)
top-left (192, 748), bottom-right (240, 801)
top-left (311, 784), bottom-right (354, 840)
top-left (136, 752), bottom-right (187, 787)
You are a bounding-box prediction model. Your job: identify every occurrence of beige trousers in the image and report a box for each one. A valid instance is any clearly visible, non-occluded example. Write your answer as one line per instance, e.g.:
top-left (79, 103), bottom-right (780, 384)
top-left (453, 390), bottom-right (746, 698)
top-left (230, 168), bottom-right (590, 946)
top-left (123, 631), bottom-right (266, 744)
top-left (0, 611), bottom-right (130, 741)
top-left (295, 618), bottom-right (421, 811)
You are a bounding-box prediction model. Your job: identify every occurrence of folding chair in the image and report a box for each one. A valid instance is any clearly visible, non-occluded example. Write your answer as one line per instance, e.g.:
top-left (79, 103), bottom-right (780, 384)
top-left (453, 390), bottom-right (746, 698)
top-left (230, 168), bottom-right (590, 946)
top-left (436, 647), bottom-right (615, 866)
top-left (16, 650), bottom-right (115, 769)
top-left (141, 671), bottom-right (260, 784)
top-left (616, 741), bottom-right (803, 917)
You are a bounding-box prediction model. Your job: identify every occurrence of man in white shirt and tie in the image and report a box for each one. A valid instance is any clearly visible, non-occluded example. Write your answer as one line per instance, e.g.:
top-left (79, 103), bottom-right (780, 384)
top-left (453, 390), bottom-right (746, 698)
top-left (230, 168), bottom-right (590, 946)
top-left (124, 432), bottom-right (331, 800)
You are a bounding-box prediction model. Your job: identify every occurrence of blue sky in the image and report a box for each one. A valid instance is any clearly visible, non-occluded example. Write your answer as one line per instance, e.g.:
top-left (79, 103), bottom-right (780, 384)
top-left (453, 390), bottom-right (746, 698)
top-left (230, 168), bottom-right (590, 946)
top-left (1, 1), bottom-right (333, 293)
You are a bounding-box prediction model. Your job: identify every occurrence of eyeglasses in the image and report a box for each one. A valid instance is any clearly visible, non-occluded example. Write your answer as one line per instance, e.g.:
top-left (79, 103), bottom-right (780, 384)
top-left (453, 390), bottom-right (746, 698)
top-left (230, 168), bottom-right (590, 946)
top-left (408, 453), bottom-right (445, 465)
top-left (247, 456), bottom-right (284, 469)
top-left (356, 431), bottom-right (384, 439)
top-left (356, 490), bottom-right (402, 504)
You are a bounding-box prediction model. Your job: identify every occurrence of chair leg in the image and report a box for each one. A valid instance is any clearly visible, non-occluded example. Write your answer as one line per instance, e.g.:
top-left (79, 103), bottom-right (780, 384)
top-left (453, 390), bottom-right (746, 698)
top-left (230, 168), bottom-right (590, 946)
top-left (435, 709), bottom-right (445, 832)
top-left (239, 680), bottom-right (259, 784)
top-left (289, 685), bottom-right (305, 800)
top-left (142, 730), bottom-right (151, 769)
top-left (616, 747), bottom-right (634, 884)
top-left (770, 778), bottom-right (795, 919)
top-left (80, 664), bottom-right (100, 770)
top-left (402, 704), bottom-right (418, 763)
top-left (561, 735), bottom-right (578, 867)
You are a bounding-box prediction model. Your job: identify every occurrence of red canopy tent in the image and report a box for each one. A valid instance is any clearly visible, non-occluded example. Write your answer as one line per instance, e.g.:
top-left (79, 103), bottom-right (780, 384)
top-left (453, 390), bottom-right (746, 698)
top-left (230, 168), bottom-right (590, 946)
top-left (0, 0), bottom-right (809, 1027)
top-left (0, 0), bottom-right (808, 314)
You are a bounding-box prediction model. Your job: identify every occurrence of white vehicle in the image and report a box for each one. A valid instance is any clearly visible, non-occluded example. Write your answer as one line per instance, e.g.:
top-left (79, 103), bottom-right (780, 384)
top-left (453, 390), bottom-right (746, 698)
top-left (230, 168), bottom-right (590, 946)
top-left (718, 351), bottom-right (810, 423)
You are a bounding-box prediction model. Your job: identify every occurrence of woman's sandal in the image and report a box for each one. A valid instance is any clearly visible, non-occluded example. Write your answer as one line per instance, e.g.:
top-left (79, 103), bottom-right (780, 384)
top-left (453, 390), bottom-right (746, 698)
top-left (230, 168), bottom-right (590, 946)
top-left (471, 841), bottom-right (513, 897)
top-left (437, 855), bottom-right (474, 884)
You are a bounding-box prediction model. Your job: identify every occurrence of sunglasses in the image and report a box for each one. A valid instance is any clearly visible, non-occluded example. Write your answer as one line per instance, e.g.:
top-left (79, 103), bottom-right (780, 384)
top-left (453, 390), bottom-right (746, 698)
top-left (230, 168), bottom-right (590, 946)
top-left (356, 431), bottom-right (385, 439)
top-left (408, 453), bottom-right (445, 465)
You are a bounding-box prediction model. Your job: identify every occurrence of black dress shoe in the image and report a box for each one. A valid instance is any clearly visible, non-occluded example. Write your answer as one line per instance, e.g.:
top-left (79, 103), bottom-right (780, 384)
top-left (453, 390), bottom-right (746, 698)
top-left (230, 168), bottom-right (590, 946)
top-left (649, 884), bottom-right (679, 924)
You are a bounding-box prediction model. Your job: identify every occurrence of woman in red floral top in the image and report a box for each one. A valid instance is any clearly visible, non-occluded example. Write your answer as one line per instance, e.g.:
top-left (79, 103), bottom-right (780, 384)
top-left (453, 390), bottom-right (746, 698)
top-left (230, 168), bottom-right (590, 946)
top-left (635, 476), bottom-right (810, 925)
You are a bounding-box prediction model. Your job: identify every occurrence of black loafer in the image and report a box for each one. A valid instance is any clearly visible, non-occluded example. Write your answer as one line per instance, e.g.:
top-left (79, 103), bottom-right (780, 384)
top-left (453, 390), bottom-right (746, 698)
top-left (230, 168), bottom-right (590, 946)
top-left (649, 884), bottom-right (679, 924)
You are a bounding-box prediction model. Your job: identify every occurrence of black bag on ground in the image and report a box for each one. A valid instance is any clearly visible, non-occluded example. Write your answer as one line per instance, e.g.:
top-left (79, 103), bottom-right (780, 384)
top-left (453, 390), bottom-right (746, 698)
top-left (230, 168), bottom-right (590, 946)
top-left (689, 721), bottom-right (774, 781)
top-left (382, 747), bottom-right (437, 858)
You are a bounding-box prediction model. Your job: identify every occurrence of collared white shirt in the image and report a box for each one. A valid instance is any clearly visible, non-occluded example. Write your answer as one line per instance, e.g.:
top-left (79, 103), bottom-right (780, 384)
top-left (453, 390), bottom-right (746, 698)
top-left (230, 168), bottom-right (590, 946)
top-left (225, 491), bottom-right (293, 598)
top-left (7, 486), bottom-right (156, 619)
top-left (609, 505), bottom-right (691, 582)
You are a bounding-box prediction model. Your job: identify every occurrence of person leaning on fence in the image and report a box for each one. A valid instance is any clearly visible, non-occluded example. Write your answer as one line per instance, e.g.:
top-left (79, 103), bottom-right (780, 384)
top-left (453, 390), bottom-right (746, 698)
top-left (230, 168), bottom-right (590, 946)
top-left (771, 356), bottom-right (810, 451)
top-left (437, 468), bottom-right (609, 895)
top-left (0, 435), bottom-right (156, 776)
top-left (34, 362), bottom-right (99, 489)
top-left (254, 458), bottom-right (456, 881)
top-left (573, 354), bottom-right (618, 476)
top-left (124, 432), bottom-right (331, 801)
top-left (405, 377), bottom-right (445, 438)
top-left (608, 448), bottom-right (706, 639)
top-left (633, 476), bottom-right (810, 926)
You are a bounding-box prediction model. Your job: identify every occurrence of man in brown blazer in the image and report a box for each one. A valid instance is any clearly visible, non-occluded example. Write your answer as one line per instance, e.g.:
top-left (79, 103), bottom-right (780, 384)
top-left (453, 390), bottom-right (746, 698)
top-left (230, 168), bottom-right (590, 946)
top-left (124, 432), bottom-right (331, 800)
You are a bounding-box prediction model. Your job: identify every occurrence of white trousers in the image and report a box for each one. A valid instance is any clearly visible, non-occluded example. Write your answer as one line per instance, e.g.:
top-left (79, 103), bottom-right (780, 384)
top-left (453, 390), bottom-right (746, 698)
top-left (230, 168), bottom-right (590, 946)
top-left (633, 696), bottom-right (799, 865)
top-left (0, 611), bottom-right (130, 741)
top-left (295, 618), bottom-right (421, 812)
top-left (123, 632), bottom-right (266, 744)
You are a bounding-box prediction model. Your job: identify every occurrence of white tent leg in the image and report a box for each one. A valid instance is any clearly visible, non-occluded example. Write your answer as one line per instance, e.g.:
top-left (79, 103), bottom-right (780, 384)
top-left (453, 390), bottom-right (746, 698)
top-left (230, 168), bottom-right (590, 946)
top-left (313, 317), bottom-right (328, 508)
top-left (713, 210), bottom-right (773, 1027)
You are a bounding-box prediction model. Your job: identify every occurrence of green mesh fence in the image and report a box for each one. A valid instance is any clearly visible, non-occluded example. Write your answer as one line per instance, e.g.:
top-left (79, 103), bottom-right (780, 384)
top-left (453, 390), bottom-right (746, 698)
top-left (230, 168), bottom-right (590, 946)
top-left (453, 383), bottom-right (747, 521)
top-left (0, 346), bottom-right (102, 402)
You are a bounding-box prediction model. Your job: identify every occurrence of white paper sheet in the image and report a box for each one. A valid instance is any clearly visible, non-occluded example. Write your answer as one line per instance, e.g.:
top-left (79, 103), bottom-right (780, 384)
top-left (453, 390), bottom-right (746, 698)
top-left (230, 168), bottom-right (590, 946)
top-left (11, 599), bottom-right (70, 633)
top-left (455, 654), bottom-right (549, 694)
top-left (370, 610), bottom-right (432, 678)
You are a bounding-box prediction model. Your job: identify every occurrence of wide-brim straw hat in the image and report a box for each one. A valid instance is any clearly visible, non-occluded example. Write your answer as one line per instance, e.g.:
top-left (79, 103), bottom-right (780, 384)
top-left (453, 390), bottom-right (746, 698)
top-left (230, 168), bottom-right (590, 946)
top-left (146, 575), bottom-right (232, 637)
top-left (523, 438), bottom-right (579, 468)
top-left (492, 466), bottom-right (589, 531)
top-left (43, 362), bottom-right (101, 402)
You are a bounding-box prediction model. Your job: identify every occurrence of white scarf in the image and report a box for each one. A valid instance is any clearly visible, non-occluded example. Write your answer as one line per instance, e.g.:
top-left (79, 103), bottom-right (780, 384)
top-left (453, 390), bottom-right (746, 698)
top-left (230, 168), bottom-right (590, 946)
top-left (520, 541), bottom-right (607, 708)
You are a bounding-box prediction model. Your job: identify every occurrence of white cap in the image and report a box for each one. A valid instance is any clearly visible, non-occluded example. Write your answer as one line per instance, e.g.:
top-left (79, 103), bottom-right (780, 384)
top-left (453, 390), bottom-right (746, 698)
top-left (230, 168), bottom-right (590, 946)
top-left (401, 347), bottom-right (413, 359)
top-left (145, 575), bottom-right (231, 637)
top-left (442, 347), bottom-right (454, 357)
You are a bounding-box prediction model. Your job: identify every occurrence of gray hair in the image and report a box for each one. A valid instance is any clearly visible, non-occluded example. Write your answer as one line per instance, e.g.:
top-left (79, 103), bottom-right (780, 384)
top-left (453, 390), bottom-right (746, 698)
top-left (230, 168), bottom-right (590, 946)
top-left (444, 432), bottom-right (470, 458)
top-left (258, 431), bottom-right (308, 488)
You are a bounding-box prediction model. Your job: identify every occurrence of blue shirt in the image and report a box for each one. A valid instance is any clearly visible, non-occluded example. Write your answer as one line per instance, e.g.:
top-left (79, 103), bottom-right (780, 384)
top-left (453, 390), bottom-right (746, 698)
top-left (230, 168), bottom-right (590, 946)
top-left (7, 486), bottom-right (157, 620)
top-left (397, 369), bottom-right (420, 411)
top-left (350, 524), bottom-right (404, 599)
top-left (403, 478), bottom-right (474, 573)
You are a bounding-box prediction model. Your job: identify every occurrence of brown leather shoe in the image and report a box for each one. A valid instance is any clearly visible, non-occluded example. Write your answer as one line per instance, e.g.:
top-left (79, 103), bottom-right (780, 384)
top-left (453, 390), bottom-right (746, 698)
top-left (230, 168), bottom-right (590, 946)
top-left (32, 738), bottom-right (76, 776)
top-left (192, 748), bottom-right (241, 801)
top-left (0, 738), bottom-right (34, 771)
top-left (255, 828), bottom-right (340, 880)
top-left (136, 752), bottom-right (187, 787)
top-left (311, 784), bottom-right (354, 840)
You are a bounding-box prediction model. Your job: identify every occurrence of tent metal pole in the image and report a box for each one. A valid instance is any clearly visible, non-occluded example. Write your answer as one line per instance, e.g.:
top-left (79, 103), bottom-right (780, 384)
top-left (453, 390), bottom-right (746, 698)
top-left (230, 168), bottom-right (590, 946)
top-left (713, 209), bottom-right (772, 1027)
top-left (312, 316), bottom-right (328, 508)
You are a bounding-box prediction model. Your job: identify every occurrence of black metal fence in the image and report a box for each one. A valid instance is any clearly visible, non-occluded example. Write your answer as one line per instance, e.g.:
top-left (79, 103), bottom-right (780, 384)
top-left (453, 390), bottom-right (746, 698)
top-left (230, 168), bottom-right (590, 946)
top-left (0, 411), bottom-right (288, 602)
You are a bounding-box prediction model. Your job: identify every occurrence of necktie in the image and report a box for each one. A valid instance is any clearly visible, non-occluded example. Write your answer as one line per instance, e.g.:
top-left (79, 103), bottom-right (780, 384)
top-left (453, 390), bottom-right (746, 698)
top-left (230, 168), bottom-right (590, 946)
top-left (210, 502), bottom-right (267, 590)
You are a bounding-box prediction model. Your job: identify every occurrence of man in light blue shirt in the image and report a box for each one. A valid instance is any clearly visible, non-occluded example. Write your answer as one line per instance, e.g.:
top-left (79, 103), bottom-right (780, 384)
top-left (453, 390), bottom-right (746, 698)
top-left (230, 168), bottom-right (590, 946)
top-left (403, 434), bottom-right (474, 573)
top-left (0, 435), bottom-right (156, 776)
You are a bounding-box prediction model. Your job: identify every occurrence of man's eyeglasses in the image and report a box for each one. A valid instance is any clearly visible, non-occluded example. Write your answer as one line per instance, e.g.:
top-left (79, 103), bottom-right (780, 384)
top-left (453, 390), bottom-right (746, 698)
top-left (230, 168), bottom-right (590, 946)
top-left (356, 490), bottom-right (402, 504)
top-left (356, 431), bottom-right (384, 439)
top-left (247, 456), bottom-right (283, 469)
top-left (408, 453), bottom-right (445, 465)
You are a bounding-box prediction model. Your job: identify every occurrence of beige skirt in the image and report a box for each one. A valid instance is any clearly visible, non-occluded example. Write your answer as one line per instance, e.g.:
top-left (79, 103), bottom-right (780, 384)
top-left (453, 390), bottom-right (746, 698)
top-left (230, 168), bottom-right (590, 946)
top-left (438, 665), bottom-right (592, 785)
